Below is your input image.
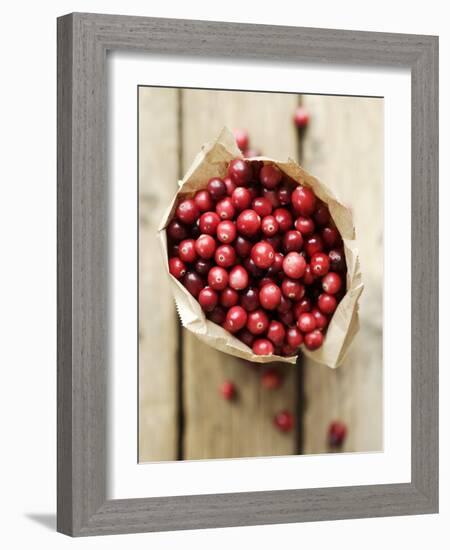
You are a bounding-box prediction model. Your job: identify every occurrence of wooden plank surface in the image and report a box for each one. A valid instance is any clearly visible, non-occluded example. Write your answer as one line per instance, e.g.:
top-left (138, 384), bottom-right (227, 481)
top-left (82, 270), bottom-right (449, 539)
top-left (138, 88), bottom-right (180, 462)
top-left (181, 89), bottom-right (301, 459)
top-left (300, 95), bottom-right (384, 454)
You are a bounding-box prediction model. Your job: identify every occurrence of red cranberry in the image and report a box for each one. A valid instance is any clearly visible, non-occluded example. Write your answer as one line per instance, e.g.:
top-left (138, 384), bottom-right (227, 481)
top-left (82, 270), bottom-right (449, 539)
top-left (240, 287), bottom-right (259, 312)
top-left (182, 271), bottom-right (204, 297)
top-left (292, 186), bottom-right (316, 216)
top-left (225, 305), bottom-right (248, 333)
top-left (252, 338), bottom-right (274, 356)
top-left (297, 312), bottom-right (317, 333)
top-left (266, 252), bottom-right (284, 276)
top-left (198, 287), bottom-right (219, 312)
top-left (259, 282), bottom-right (282, 310)
top-left (322, 226), bottom-right (341, 248)
top-left (194, 258), bottom-right (213, 276)
top-left (252, 197), bottom-right (273, 217)
top-left (294, 297), bottom-right (312, 318)
top-left (231, 187), bottom-right (252, 211)
top-left (322, 272), bottom-right (342, 295)
top-left (235, 235), bottom-right (252, 258)
top-left (328, 420), bottom-right (347, 447)
top-left (273, 208), bottom-right (293, 233)
top-left (229, 265), bottom-right (249, 290)
top-left (310, 252), bottom-right (330, 276)
top-left (176, 198), bottom-right (199, 225)
top-left (168, 257), bottom-right (187, 279)
top-left (227, 159), bottom-right (252, 186)
top-left (243, 257), bottom-right (264, 278)
top-left (261, 215), bottom-right (279, 237)
top-left (194, 189), bottom-right (214, 212)
top-left (194, 234), bottom-right (216, 259)
top-left (199, 211), bottom-right (220, 235)
top-left (220, 380), bottom-right (236, 400)
top-left (246, 309), bottom-right (270, 335)
top-left (277, 294), bottom-right (292, 314)
top-left (314, 203), bottom-right (331, 226)
top-left (281, 344), bottom-right (297, 357)
top-left (274, 410), bottom-right (294, 432)
top-left (305, 234), bottom-right (324, 257)
top-left (233, 128), bottom-right (249, 151)
top-left (217, 220), bottom-right (237, 243)
top-left (223, 176), bottom-right (236, 196)
top-left (208, 266), bottom-right (229, 291)
top-left (312, 308), bottom-right (328, 330)
top-left (262, 188), bottom-right (281, 209)
top-left (237, 328), bottom-right (255, 348)
top-left (215, 197), bottom-right (235, 220)
top-left (282, 252), bottom-right (306, 279)
top-left (215, 244), bottom-right (236, 268)
top-left (259, 164), bottom-right (282, 189)
top-left (167, 219), bottom-right (188, 242)
top-left (293, 106), bottom-right (309, 128)
top-left (236, 209), bottom-right (261, 238)
top-left (207, 177), bottom-right (227, 200)
top-left (281, 278), bottom-right (305, 301)
top-left (329, 249), bottom-right (346, 272)
top-left (304, 329), bottom-right (324, 350)
top-left (261, 368), bottom-right (282, 389)
top-left (208, 305), bottom-right (226, 324)
top-left (279, 310), bottom-right (295, 326)
top-left (318, 293), bottom-right (338, 314)
top-left (220, 287), bottom-right (239, 308)
top-left (302, 264), bottom-right (316, 285)
top-left (286, 326), bottom-right (304, 348)
top-left (295, 216), bottom-right (315, 236)
top-left (190, 224), bottom-right (201, 239)
top-left (266, 234), bottom-right (282, 250)
top-left (250, 160), bottom-right (264, 178)
top-left (178, 239), bottom-right (197, 263)
top-left (251, 241), bottom-right (275, 269)
top-left (258, 276), bottom-right (276, 289)
top-left (247, 184), bottom-right (259, 200)
top-left (283, 230), bottom-right (303, 252)
top-left (267, 321), bottom-right (286, 346)
top-left (277, 184), bottom-right (292, 206)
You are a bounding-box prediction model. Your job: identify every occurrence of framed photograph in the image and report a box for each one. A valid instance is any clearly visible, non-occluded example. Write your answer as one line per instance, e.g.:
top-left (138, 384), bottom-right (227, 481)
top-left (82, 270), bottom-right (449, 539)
top-left (57, 13), bottom-right (438, 536)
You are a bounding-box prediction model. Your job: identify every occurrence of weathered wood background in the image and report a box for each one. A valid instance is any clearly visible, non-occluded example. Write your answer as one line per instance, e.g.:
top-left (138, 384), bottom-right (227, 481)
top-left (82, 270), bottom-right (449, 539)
top-left (139, 87), bottom-right (383, 462)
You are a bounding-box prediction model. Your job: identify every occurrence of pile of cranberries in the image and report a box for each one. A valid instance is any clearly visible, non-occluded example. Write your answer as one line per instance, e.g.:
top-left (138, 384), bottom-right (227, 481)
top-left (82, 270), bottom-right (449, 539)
top-left (167, 158), bottom-right (346, 357)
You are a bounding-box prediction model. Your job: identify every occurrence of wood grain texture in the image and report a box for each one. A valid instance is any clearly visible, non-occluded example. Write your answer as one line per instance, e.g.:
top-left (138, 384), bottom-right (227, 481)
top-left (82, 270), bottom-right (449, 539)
top-left (301, 96), bottom-right (384, 454)
top-left (138, 88), bottom-right (180, 462)
top-left (181, 89), bottom-right (300, 459)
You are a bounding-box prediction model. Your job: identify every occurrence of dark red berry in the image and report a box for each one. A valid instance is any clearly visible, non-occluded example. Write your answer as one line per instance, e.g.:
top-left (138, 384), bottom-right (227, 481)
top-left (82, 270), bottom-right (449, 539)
top-left (251, 241), bottom-right (275, 269)
top-left (207, 177), bottom-right (227, 200)
top-left (237, 328), bottom-right (255, 348)
top-left (266, 252), bottom-right (284, 276)
top-left (208, 266), bottom-right (229, 291)
top-left (223, 176), bottom-right (236, 196)
top-left (312, 308), bottom-right (328, 330)
top-left (286, 326), bottom-right (303, 348)
top-left (227, 159), bottom-right (252, 186)
top-left (194, 258), bottom-right (213, 276)
top-left (194, 189), bottom-right (214, 212)
top-left (277, 294), bottom-right (292, 314)
top-left (179, 239), bottom-right (197, 263)
top-left (322, 226), bottom-right (341, 248)
top-left (314, 203), bottom-right (331, 226)
top-left (217, 220), bottom-right (237, 243)
top-left (176, 198), bottom-right (200, 225)
top-left (281, 278), bottom-right (305, 301)
top-left (267, 321), bottom-right (286, 346)
top-left (235, 235), bottom-right (253, 258)
top-left (216, 197), bottom-right (235, 220)
top-left (252, 338), bottom-right (274, 356)
top-left (215, 244), bottom-right (236, 268)
top-left (225, 305), bottom-right (248, 333)
top-left (229, 265), bottom-right (249, 290)
top-left (233, 128), bottom-right (249, 151)
top-left (259, 282), bottom-right (282, 310)
top-left (297, 312), bottom-right (317, 333)
top-left (310, 252), bottom-right (330, 276)
top-left (304, 234), bottom-right (324, 257)
top-left (328, 420), bottom-right (347, 447)
top-left (220, 287), bottom-right (239, 308)
top-left (246, 309), bottom-right (270, 335)
top-left (293, 106), bottom-right (309, 128)
top-left (236, 209), bottom-right (261, 238)
top-left (282, 252), bottom-right (306, 279)
top-left (295, 216), bottom-right (315, 236)
top-left (259, 164), bottom-right (283, 189)
top-left (292, 186), bottom-right (316, 216)
top-left (167, 219), bottom-right (188, 242)
top-left (182, 271), bottom-right (204, 297)
top-left (198, 287), bottom-right (219, 312)
top-left (318, 293), bottom-right (338, 314)
top-left (240, 287), bottom-right (260, 312)
top-left (277, 184), bottom-right (292, 206)
top-left (261, 368), bottom-right (282, 389)
top-left (293, 297), bottom-right (312, 317)
top-left (274, 410), bottom-right (294, 432)
top-left (322, 272), bottom-right (342, 295)
top-left (252, 197), bottom-right (273, 217)
top-left (304, 329), bottom-right (324, 350)
top-left (329, 249), bottom-right (346, 272)
top-left (283, 230), bottom-right (303, 252)
top-left (195, 234), bottom-right (216, 259)
top-left (208, 305), bottom-right (226, 324)
top-left (281, 344), bottom-right (296, 357)
top-left (262, 188), bottom-right (281, 209)
top-left (273, 208), bottom-right (293, 232)
top-left (199, 211), bottom-right (220, 235)
top-left (231, 187), bottom-right (252, 211)
top-left (279, 309), bottom-right (295, 327)
top-left (302, 264), bottom-right (316, 285)
top-left (220, 380), bottom-right (236, 400)
top-left (243, 257), bottom-right (264, 278)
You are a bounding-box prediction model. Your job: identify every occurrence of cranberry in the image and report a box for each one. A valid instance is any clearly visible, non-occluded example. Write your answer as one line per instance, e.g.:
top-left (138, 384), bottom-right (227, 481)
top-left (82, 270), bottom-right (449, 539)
top-left (243, 257), bottom-right (263, 278)
top-left (208, 305), bottom-right (226, 325)
top-left (251, 241), bottom-right (275, 269)
top-left (233, 128), bottom-right (249, 151)
top-left (295, 216), bottom-right (315, 236)
top-left (281, 278), bottom-right (305, 301)
top-left (237, 328), bottom-right (255, 348)
top-left (281, 344), bottom-right (296, 357)
top-left (273, 208), bottom-right (293, 232)
top-left (304, 329), bottom-right (324, 350)
top-left (227, 159), bottom-right (252, 186)
top-left (279, 310), bottom-right (295, 326)
top-left (217, 220), bottom-right (237, 243)
top-left (223, 176), bottom-right (236, 196)
top-left (247, 185), bottom-right (259, 200)
top-left (310, 252), bottom-right (330, 276)
top-left (194, 234), bottom-right (216, 259)
top-left (286, 326), bottom-right (303, 348)
top-left (220, 380), bottom-right (236, 400)
top-left (261, 368), bottom-right (282, 389)
top-left (168, 257), bottom-right (187, 279)
top-left (215, 244), bottom-right (236, 268)
top-left (328, 420), bottom-right (347, 447)
top-left (176, 198), bottom-right (199, 225)
top-left (194, 258), bottom-right (213, 276)
top-left (225, 305), bottom-right (248, 333)
top-left (194, 189), bottom-right (214, 212)
top-left (283, 230), bottom-right (303, 252)
top-left (259, 164), bottom-right (283, 189)
top-left (317, 293), bottom-right (337, 315)
top-left (297, 312), bottom-right (317, 333)
top-left (266, 234), bottom-right (282, 250)
top-left (322, 226), bottom-right (341, 248)
top-left (178, 239), bottom-right (197, 263)
top-left (231, 187), bottom-right (252, 211)
top-left (302, 264), bottom-right (316, 285)
top-left (267, 321), bottom-right (286, 346)
top-left (277, 184), bottom-right (292, 206)
top-left (274, 410), bottom-right (294, 432)
top-left (258, 276), bottom-right (276, 289)
top-left (329, 249), bottom-right (346, 272)
top-left (266, 252), bottom-right (284, 276)
top-left (229, 265), bottom-right (249, 290)
top-left (208, 266), bottom-right (229, 291)
top-left (220, 287), bottom-right (239, 308)
top-left (240, 287), bottom-right (259, 312)
top-left (215, 197), bottom-right (235, 220)
top-left (207, 177), bottom-right (227, 200)
top-left (252, 197), bottom-right (273, 217)
top-left (261, 215), bottom-right (279, 237)
top-left (322, 272), bottom-right (342, 294)
top-left (293, 106), bottom-right (309, 128)
top-left (190, 224), bottom-right (201, 239)
top-left (312, 308), bottom-right (328, 330)
top-left (291, 186), bottom-right (316, 216)
top-left (199, 211), bottom-right (220, 235)
top-left (304, 234), bottom-right (324, 257)
top-left (314, 203), bottom-right (331, 226)
top-left (167, 219), bottom-right (188, 242)
top-left (182, 271), bottom-right (204, 297)
top-left (294, 297), bottom-right (312, 317)
top-left (252, 338), bottom-right (274, 356)
top-left (235, 235), bottom-right (253, 258)
top-left (246, 309), bottom-right (270, 335)
top-left (236, 209), bottom-right (261, 238)
top-left (198, 287), bottom-right (219, 312)
top-left (259, 283), bottom-right (282, 310)
top-left (262, 188), bottom-right (281, 209)
top-left (277, 294), bottom-right (292, 314)
top-left (282, 252), bottom-right (306, 279)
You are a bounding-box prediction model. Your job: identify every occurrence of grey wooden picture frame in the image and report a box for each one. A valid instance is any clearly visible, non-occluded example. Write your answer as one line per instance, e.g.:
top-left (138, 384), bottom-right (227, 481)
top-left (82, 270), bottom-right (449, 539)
top-left (57, 12), bottom-right (439, 537)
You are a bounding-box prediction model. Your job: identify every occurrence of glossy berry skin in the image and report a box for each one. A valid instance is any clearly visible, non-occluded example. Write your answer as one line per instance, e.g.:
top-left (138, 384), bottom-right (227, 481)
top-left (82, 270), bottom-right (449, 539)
top-left (233, 128), bottom-right (249, 151)
top-left (312, 307), bottom-right (328, 330)
top-left (220, 380), bottom-right (236, 400)
top-left (294, 297), bottom-right (312, 317)
top-left (217, 220), bottom-right (237, 243)
top-left (236, 209), bottom-right (261, 238)
top-left (194, 258), bottom-right (213, 276)
top-left (286, 326), bottom-right (304, 348)
top-left (279, 310), bottom-right (295, 327)
top-left (246, 309), bottom-right (270, 335)
top-left (297, 312), bottom-right (317, 333)
top-left (261, 368), bottom-right (282, 390)
top-left (329, 249), bottom-right (346, 272)
top-left (240, 287), bottom-right (260, 312)
top-left (227, 159), bottom-right (252, 186)
top-left (267, 321), bottom-right (286, 346)
top-left (216, 197), bottom-right (235, 220)
top-left (310, 252), bottom-right (330, 277)
top-left (259, 283), bottom-right (282, 310)
top-left (281, 344), bottom-right (296, 357)
top-left (207, 177), bottom-right (227, 200)
top-left (274, 410), bottom-right (294, 432)
top-left (277, 295), bottom-right (292, 314)
top-left (178, 239), bottom-right (197, 263)
top-left (293, 106), bottom-right (309, 128)
top-left (167, 219), bottom-right (188, 242)
top-left (243, 257), bottom-right (263, 278)
top-left (234, 235), bottom-right (252, 258)
top-left (238, 328), bottom-right (255, 348)
top-left (266, 252), bottom-right (284, 276)
top-left (322, 226), bottom-right (341, 248)
top-left (273, 208), bottom-right (293, 233)
top-left (199, 211), bottom-right (220, 235)
top-left (328, 420), bottom-right (347, 447)
top-left (295, 216), bottom-right (315, 236)
top-left (228, 265), bottom-right (249, 290)
top-left (314, 203), bottom-right (331, 226)
top-left (304, 234), bottom-right (324, 257)
top-left (194, 189), bottom-right (214, 212)
top-left (223, 176), bottom-right (236, 196)
top-left (251, 241), bottom-right (275, 269)
top-left (225, 305), bottom-right (248, 333)
top-left (318, 292), bottom-right (338, 314)
top-left (283, 230), bottom-right (303, 252)
top-left (259, 164), bottom-right (283, 189)
top-left (169, 257), bottom-right (187, 279)
top-left (198, 287), bottom-right (219, 312)
top-left (215, 244), bottom-right (236, 268)
top-left (176, 199), bottom-right (200, 225)
top-left (182, 271), bottom-right (204, 297)
top-left (304, 329), bottom-right (324, 350)
top-left (291, 186), bottom-right (316, 216)
top-left (277, 184), bottom-right (292, 206)
top-left (252, 338), bottom-right (275, 356)
top-left (302, 264), bottom-right (316, 285)
top-left (208, 305), bottom-right (226, 325)
top-left (231, 187), bottom-right (252, 211)
top-left (261, 215), bottom-right (279, 237)
top-left (208, 266), bottom-right (229, 291)
top-left (194, 234), bottom-right (216, 259)
top-left (281, 278), bottom-right (305, 301)
top-left (252, 197), bottom-right (273, 217)
top-left (322, 272), bottom-right (342, 295)
top-left (220, 287), bottom-right (239, 308)
top-left (262, 188), bottom-right (281, 209)
top-left (283, 252), bottom-right (306, 279)
top-left (266, 234), bottom-right (282, 251)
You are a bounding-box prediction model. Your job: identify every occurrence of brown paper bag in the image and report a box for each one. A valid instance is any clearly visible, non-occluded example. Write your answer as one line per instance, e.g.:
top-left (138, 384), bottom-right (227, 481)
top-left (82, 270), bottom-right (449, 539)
top-left (158, 128), bottom-right (363, 368)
